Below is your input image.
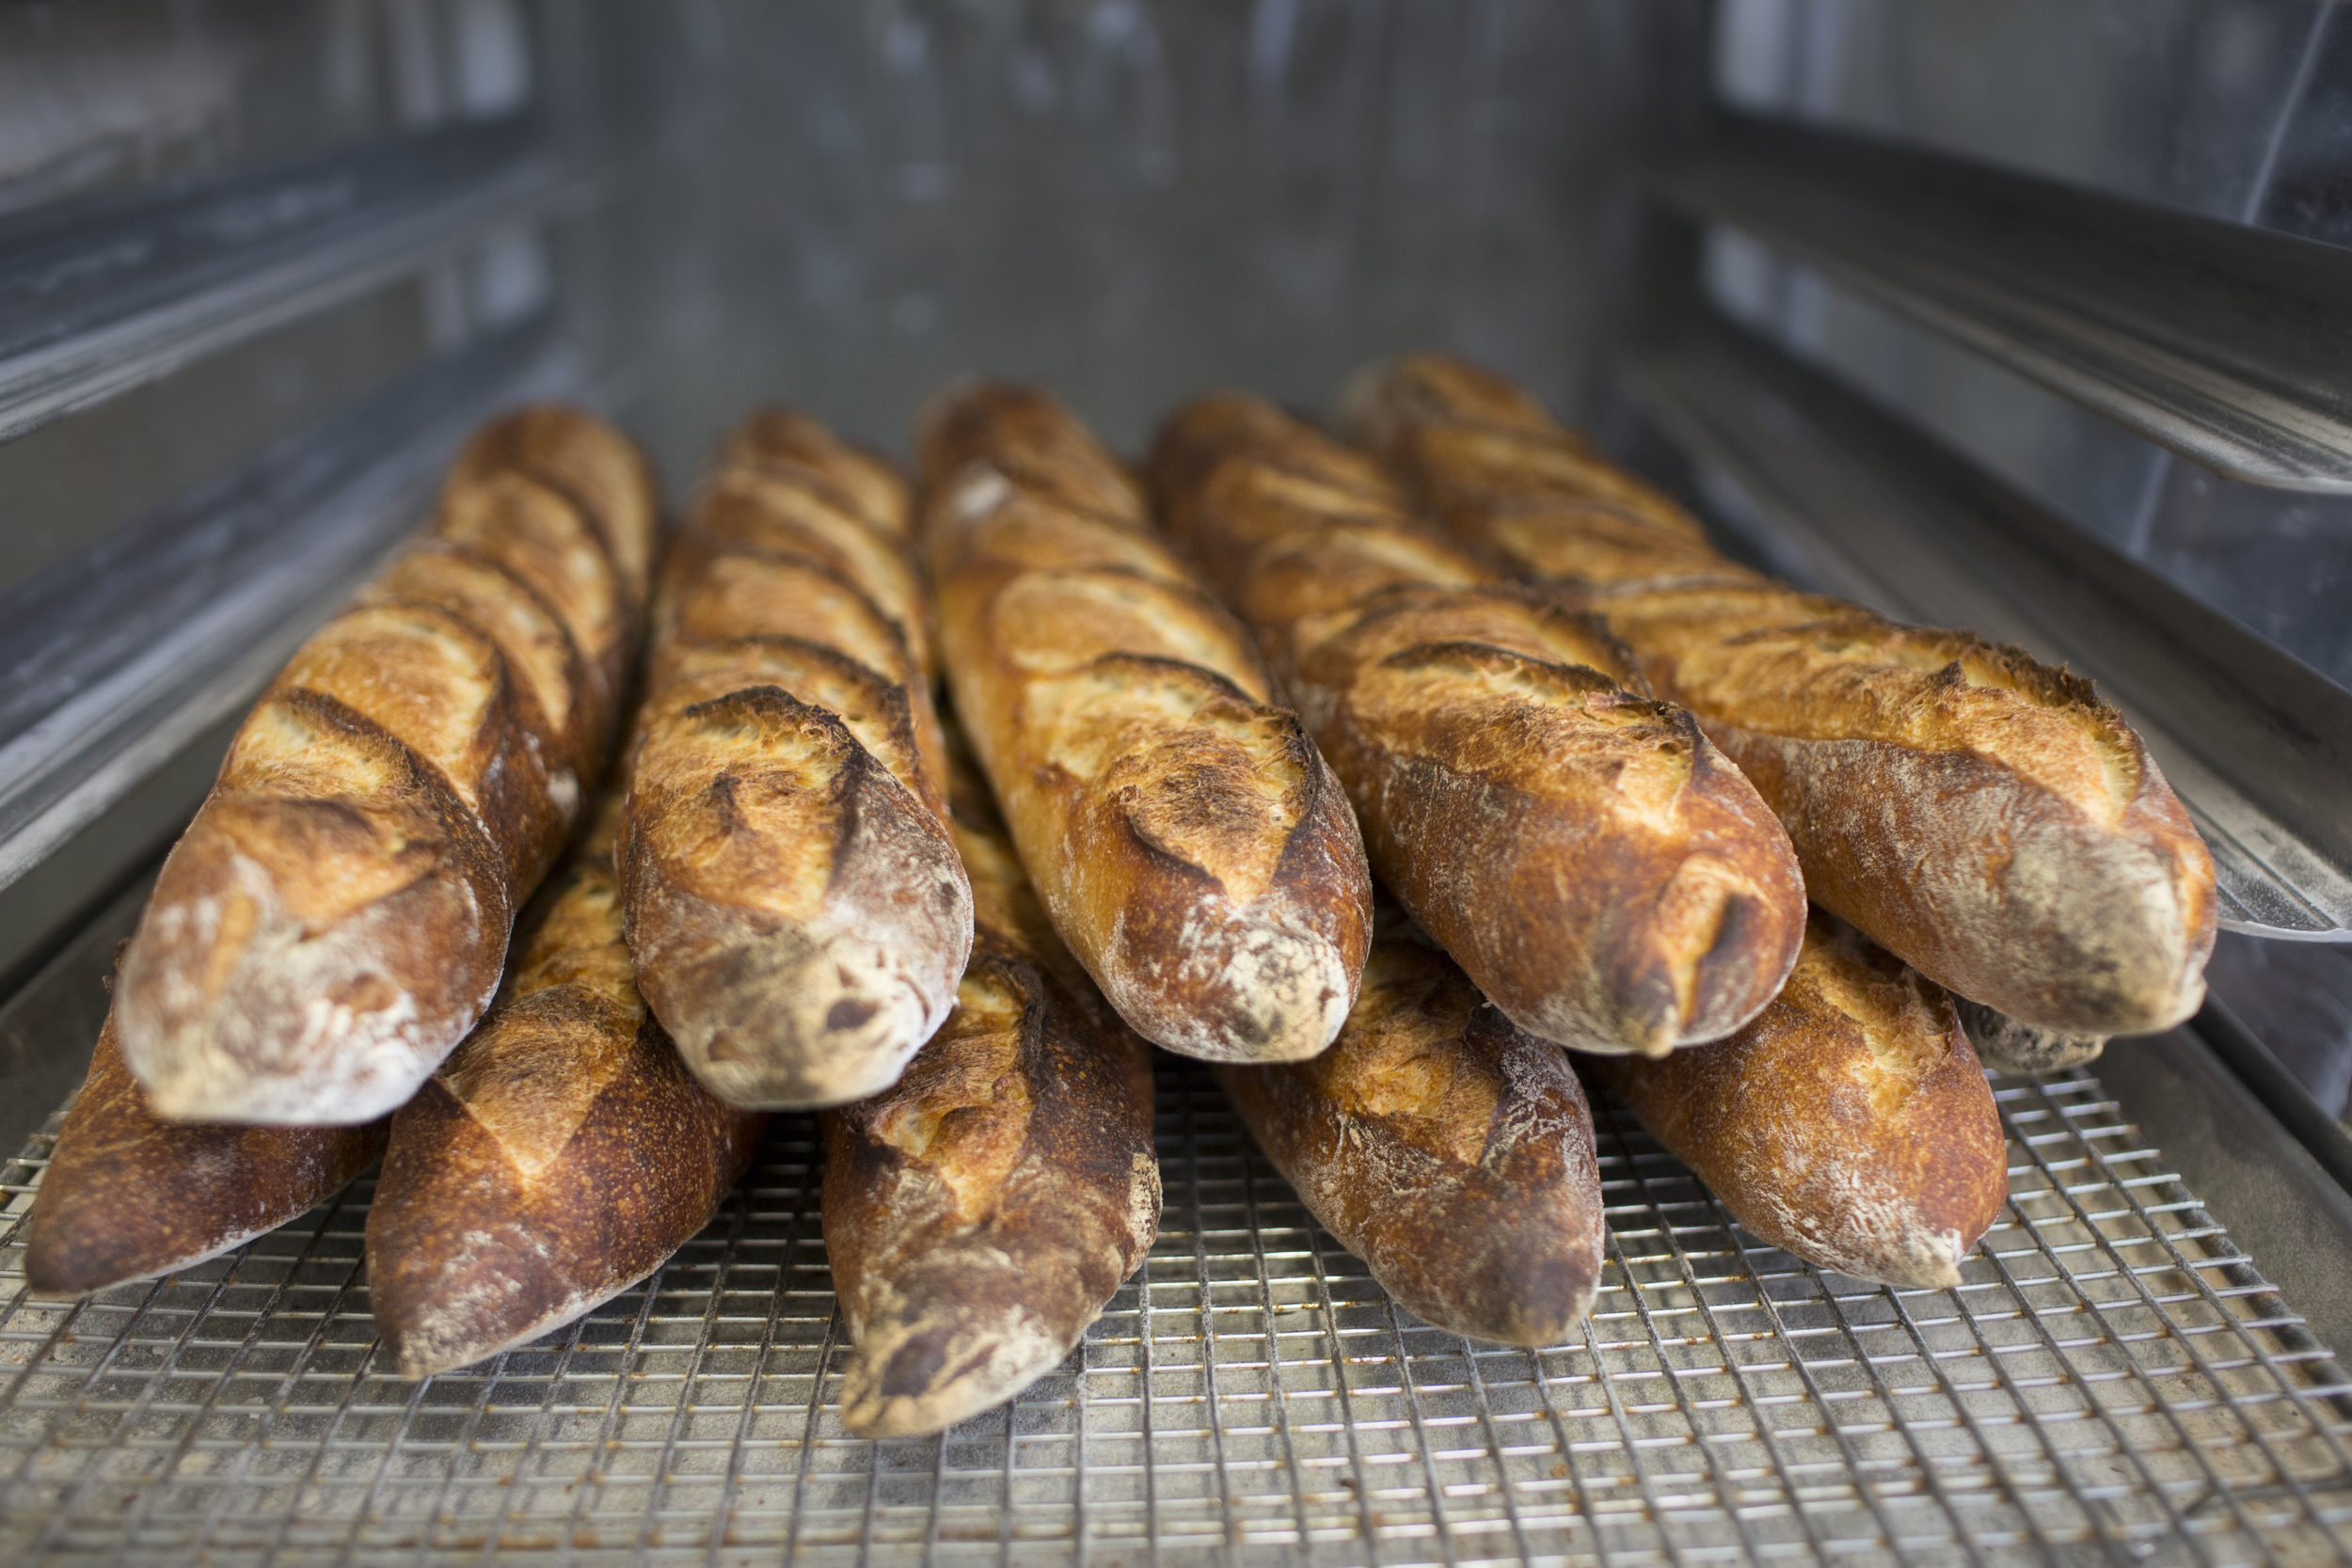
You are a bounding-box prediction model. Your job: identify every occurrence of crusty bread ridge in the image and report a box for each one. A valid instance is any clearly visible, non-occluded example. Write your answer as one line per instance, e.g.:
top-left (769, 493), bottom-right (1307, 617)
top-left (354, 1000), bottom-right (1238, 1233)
top-left (366, 799), bottom-right (767, 1380)
top-left (916, 383), bottom-right (1371, 1065)
top-left (618, 409), bottom-right (973, 1109)
top-left (724, 406), bottom-right (915, 546)
top-left (1583, 912), bottom-right (2009, 1290)
top-left (1149, 393), bottom-right (1805, 1056)
top-left (115, 405), bottom-right (657, 1124)
top-left (1342, 355), bottom-right (2217, 1037)
top-left (25, 1006), bottom-right (386, 1298)
top-left (1218, 920), bottom-right (1606, 1346)
top-left (820, 721), bottom-right (1158, 1437)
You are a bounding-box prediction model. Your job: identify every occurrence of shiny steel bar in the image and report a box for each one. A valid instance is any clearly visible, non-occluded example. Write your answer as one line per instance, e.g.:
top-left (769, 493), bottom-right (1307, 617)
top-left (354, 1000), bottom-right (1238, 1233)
top-left (1652, 113), bottom-right (2352, 493)
top-left (1626, 312), bottom-right (2352, 941)
top-left (0, 119), bottom-right (584, 443)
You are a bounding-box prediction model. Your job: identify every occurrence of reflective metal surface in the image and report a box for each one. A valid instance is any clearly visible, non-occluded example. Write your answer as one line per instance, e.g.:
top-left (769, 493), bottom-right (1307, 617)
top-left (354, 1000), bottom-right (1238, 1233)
top-left (0, 119), bottom-right (582, 442)
top-left (1711, 0), bottom-right (2342, 239)
top-left (2, 1053), bottom-right (2348, 1564)
top-left (1656, 114), bottom-right (2352, 493)
top-left (0, 0), bottom-right (532, 214)
top-left (584, 0), bottom-right (1697, 473)
top-left (1702, 1), bottom-right (2352, 694)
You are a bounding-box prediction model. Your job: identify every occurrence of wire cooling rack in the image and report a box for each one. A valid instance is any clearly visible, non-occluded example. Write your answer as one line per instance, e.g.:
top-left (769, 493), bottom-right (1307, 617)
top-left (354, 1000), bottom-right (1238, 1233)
top-left (0, 1055), bottom-right (2348, 1567)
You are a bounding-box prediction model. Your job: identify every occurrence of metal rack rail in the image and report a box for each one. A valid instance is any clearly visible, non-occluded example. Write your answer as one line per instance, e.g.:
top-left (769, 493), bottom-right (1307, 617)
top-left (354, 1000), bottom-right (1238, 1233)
top-left (1, 1054), bottom-right (2346, 1565)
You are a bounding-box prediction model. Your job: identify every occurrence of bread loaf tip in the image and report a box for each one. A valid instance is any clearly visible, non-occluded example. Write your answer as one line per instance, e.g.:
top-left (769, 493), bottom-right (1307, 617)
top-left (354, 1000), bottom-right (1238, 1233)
top-left (1217, 930), bottom-right (1608, 1347)
top-left (822, 947), bottom-right (1159, 1438)
top-left (618, 687), bottom-right (973, 1110)
top-left (25, 1013), bottom-right (387, 1298)
top-left (1584, 913), bottom-right (2009, 1291)
top-left (836, 1292), bottom-right (1074, 1439)
top-left (1954, 997), bottom-right (2106, 1075)
top-left (117, 738), bottom-right (508, 1126)
top-left (365, 802), bottom-right (767, 1380)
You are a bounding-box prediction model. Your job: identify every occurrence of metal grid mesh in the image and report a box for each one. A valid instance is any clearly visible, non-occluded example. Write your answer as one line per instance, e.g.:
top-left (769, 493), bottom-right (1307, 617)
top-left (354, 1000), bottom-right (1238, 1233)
top-left (1, 1055), bottom-right (2348, 1566)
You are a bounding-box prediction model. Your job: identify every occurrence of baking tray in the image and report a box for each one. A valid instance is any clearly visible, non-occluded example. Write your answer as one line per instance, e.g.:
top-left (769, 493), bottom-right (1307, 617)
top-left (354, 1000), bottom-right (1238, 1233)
top-left (1, 1052), bottom-right (2348, 1566)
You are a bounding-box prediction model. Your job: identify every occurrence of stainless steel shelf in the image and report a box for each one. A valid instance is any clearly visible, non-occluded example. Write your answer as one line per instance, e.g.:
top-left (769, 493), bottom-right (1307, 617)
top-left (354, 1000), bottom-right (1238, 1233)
top-left (1653, 113), bottom-right (2352, 494)
top-left (0, 1053), bottom-right (2346, 1565)
top-left (0, 119), bottom-right (591, 444)
top-left (1626, 313), bottom-right (2352, 942)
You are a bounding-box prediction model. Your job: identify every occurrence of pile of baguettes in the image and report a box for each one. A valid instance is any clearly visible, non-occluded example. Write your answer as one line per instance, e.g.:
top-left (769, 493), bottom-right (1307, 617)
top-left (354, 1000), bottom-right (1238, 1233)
top-left (24, 355), bottom-right (2216, 1439)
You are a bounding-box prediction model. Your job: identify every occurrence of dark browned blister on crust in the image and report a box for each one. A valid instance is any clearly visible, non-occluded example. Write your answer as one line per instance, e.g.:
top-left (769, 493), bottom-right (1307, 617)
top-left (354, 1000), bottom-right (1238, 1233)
top-left (1342, 354), bottom-right (2217, 1037)
top-left (916, 383), bottom-right (1372, 1065)
top-left (365, 805), bottom-right (767, 1380)
top-left (115, 405), bottom-right (658, 1124)
top-left (1148, 393), bottom-right (1805, 1057)
top-left (820, 736), bottom-right (1158, 1438)
top-left (1582, 914), bottom-right (2010, 1290)
top-left (1954, 998), bottom-right (2106, 1075)
top-left (618, 414), bottom-right (972, 1110)
top-left (24, 1013), bottom-right (386, 1299)
top-left (1217, 930), bottom-right (1606, 1346)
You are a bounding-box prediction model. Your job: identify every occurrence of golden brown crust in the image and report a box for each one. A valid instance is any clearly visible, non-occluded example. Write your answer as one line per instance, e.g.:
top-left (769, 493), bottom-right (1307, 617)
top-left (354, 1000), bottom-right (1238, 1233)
top-left (24, 1013), bottom-right (386, 1299)
top-left (619, 410), bottom-right (972, 1109)
top-left (916, 382), bottom-right (1150, 525)
top-left (1339, 357), bottom-right (1701, 546)
top-left (723, 406), bottom-right (914, 545)
top-left (365, 802), bottom-right (768, 1380)
top-left (819, 729), bottom-right (1157, 1437)
top-left (691, 464), bottom-right (933, 678)
top-left (1149, 394), bottom-right (1805, 1057)
top-left (114, 407), bottom-right (655, 1124)
top-left (918, 384), bottom-right (1372, 1065)
top-left (1597, 584), bottom-right (2216, 1034)
top-left (1345, 353), bottom-right (2217, 1036)
top-left (1583, 914), bottom-right (2010, 1290)
top-left (1337, 355), bottom-right (1579, 452)
top-left (447, 403), bottom-right (661, 604)
top-left (1217, 930), bottom-right (1605, 1346)
top-left (432, 471), bottom-right (634, 752)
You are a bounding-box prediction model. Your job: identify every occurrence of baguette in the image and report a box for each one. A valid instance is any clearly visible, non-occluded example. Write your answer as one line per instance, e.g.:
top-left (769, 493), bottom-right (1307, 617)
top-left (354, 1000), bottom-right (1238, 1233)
top-left (723, 406), bottom-right (915, 546)
top-left (1149, 394), bottom-right (1804, 1056)
top-left (1343, 355), bottom-right (2217, 1037)
top-left (1581, 913), bottom-right (2008, 1290)
top-left (1217, 922), bottom-right (1605, 1346)
top-left (365, 800), bottom-right (768, 1380)
top-left (24, 1007), bottom-right (386, 1298)
top-left (619, 412), bottom-right (971, 1108)
top-left (115, 405), bottom-right (656, 1123)
top-left (820, 722), bottom-right (1158, 1437)
top-left (447, 403), bottom-right (660, 605)
top-left (1954, 998), bottom-right (2106, 1075)
top-left (916, 383), bottom-right (1371, 1064)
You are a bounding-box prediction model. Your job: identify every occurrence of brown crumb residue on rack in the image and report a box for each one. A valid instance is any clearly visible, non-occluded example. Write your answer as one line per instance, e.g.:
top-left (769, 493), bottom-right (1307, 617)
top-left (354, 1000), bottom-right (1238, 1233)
top-left (0, 1058), bottom-right (2349, 1565)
